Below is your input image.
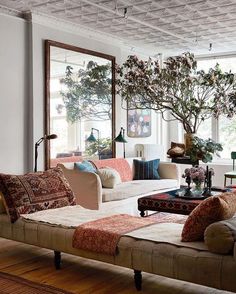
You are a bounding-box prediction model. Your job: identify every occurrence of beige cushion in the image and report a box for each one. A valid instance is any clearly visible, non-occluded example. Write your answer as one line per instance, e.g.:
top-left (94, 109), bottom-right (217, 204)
top-left (97, 168), bottom-right (121, 188)
top-left (204, 218), bottom-right (236, 254)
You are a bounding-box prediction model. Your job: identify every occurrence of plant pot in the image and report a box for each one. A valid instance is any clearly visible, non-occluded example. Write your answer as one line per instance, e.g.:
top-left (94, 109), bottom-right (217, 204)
top-left (184, 133), bottom-right (195, 153)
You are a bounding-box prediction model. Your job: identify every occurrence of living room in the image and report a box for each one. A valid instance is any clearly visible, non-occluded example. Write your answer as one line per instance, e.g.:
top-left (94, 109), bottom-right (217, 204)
top-left (0, 1), bottom-right (236, 293)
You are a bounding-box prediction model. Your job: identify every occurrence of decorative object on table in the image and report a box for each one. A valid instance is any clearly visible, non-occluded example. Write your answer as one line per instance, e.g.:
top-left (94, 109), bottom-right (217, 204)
top-left (202, 166), bottom-right (214, 197)
top-left (182, 166), bottom-right (215, 197)
top-left (86, 128), bottom-right (101, 159)
top-left (167, 142), bottom-right (185, 158)
top-left (127, 108), bottom-right (151, 137)
top-left (34, 134), bottom-right (57, 172)
top-left (187, 136), bottom-right (223, 163)
top-left (114, 127), bottom-right (127, 158)
top-left (116, 52), bottom-right (236, 136)
top-left (224, 151), bottom-right (236, 186)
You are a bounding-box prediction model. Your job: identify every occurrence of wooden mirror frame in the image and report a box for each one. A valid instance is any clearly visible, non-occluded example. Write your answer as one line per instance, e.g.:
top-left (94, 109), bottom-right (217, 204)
top-left (45, 40), bottom-right (116, 170)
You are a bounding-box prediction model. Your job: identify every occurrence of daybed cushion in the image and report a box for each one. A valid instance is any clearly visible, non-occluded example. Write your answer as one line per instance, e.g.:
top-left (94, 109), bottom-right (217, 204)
top-left (97, 168), bottom-right (121, 188)
top-left (133, 159), bottom-right (160, 180)
top-left (0, 167), bottom-right (75, 223)
top-left (204, 218), bottom-right (236, 254)
top-left (182, 192), bottom-right (236, 242)
top-left (102, 179), bottom-right (178, 202)
top-left (91, 158), bottom-right (132, 182)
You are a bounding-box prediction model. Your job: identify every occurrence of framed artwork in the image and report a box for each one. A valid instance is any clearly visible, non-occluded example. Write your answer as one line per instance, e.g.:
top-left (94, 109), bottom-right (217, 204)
top-left (127, 108), bottom-right (151, 138)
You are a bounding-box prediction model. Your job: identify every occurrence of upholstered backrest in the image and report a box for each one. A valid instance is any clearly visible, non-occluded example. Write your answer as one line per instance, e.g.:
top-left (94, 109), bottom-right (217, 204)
top-left (91, 158), bottom-right (133, 182)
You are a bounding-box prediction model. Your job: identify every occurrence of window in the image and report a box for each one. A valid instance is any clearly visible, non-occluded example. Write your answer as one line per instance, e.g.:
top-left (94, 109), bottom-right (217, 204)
top-left (195, 55), bottom-right (236, 160)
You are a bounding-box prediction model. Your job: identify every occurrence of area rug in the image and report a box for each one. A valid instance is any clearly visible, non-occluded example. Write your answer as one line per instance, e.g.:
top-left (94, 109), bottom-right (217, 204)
top-left (0, 271), bottom-right (72, 294)
top-left (148, 212), bottom-right (187, 224)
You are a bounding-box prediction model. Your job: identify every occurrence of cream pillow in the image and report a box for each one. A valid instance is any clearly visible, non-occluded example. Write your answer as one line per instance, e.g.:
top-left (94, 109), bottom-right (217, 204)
top-left (97, 168), bottom-right (121, 188)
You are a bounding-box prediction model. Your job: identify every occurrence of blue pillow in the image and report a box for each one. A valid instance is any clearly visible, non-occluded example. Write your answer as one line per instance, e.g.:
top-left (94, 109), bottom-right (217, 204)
top-left (133, 159), bottom-right (160, 180)
top-left (74, 161), bottom-right (96, 173)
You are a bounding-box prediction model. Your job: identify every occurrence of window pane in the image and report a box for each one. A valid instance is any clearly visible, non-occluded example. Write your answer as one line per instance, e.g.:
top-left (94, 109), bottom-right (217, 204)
top-left (219, 116), bottom-right (236, 159)
top-left (197, 56), bottom-right (236, 159)
top-left (196, 117), bottom-right (212, 140)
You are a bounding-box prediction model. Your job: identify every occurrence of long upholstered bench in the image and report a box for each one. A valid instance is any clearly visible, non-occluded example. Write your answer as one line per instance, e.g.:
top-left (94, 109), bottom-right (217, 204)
top-left (0, 205), bottom-right (236, 293)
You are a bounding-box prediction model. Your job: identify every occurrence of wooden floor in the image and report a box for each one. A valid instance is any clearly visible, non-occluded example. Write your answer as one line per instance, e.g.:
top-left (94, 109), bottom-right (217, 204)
top-left (0, 238), bottom-right (165, 293)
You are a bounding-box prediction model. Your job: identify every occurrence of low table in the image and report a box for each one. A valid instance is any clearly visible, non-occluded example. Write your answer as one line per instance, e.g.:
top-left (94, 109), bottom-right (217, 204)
top-left (138, 187), bottom-right (229, 217)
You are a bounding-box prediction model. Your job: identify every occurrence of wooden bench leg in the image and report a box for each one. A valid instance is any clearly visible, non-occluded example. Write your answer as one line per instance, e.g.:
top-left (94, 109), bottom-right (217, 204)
top-left (134, 270), bottom-right (142, 291)
top-left (54, 251), bottom-right (61, 270)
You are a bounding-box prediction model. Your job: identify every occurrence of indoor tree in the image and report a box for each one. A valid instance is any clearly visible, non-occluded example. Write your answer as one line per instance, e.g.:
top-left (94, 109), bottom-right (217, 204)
top-left (59, 60), bottom-right (112, 123)
top-left (116, 52), bottom-right (236, 134)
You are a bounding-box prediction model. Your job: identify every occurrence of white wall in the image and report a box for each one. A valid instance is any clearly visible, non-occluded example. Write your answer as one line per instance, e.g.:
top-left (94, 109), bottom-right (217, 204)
top-left (0, 14), bottom-right (28, 173)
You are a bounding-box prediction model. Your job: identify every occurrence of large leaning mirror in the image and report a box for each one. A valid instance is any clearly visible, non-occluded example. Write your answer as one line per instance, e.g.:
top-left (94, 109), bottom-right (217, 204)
top-left (45, 40), bottom-right (115, 169)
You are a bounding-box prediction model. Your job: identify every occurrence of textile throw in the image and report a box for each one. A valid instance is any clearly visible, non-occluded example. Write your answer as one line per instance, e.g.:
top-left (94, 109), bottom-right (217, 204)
top-left (72, 214), bottom-right (156, 255)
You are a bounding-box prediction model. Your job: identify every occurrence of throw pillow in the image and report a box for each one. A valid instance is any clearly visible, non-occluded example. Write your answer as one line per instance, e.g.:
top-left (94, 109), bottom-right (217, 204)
top-left (0, 167), bottom-right (76, 223)
top-left (74, 160), bottom-right (97, 173)
top-left (181, 192), bottom-right (236, 242)
top-left (133, 159), bottom-right (160, 180)
top-left (97, 168), bottom-right (122, 188)
top-left (0, 192), bottom-right (6, 214)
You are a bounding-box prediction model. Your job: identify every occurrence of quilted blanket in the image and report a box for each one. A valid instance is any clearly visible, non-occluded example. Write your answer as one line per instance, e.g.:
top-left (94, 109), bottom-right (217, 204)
top-left (72, 214), bottom-right (156, 255)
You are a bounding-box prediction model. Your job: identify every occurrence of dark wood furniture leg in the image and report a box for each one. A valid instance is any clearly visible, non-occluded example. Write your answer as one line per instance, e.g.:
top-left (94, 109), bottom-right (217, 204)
top-left (54, 251), bottom-right (61, 270)
top-left (134, 270), bottom-right (142, 291)
top-left (140, 210), bottom-right (145, 217)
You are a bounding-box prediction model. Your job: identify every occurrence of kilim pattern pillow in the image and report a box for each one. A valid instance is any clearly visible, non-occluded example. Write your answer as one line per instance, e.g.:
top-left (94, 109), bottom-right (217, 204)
top-left (182, 192), bottom-right (236, 242)
top-left (0, 167), bottom-right (76, 223)
top-left (133, 159), bottom-right (160, 180)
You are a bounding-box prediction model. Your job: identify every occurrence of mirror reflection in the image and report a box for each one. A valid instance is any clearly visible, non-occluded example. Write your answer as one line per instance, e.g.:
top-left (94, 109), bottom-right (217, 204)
top-left (45, 41), bottom-right (115, 168)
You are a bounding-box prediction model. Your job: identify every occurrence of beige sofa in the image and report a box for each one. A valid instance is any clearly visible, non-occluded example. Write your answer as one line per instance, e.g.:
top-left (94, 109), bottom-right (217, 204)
top-left (58, 157), bottom-right (180, 215)
top-left (0, 205), bottom-right (235, 293)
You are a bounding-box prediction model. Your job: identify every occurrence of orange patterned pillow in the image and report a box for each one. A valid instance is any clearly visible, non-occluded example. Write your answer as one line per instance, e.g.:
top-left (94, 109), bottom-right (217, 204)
top-left (182, 192), bottom-right (236, 242)
top-left (91, 158), bottom-right (132, 182)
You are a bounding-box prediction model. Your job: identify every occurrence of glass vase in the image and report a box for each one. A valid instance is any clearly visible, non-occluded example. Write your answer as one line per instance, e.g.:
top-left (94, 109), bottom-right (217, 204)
top-left (192, 182), bottom-right (203, 196)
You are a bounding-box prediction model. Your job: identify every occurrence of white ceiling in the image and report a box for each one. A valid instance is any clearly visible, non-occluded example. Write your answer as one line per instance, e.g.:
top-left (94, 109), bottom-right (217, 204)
top-left (1, 0), bottom-right (236, 55)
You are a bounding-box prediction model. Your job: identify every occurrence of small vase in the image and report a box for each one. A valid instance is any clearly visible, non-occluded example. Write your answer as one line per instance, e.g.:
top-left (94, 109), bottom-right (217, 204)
top-left (192, 182), bottom-right (203, 196)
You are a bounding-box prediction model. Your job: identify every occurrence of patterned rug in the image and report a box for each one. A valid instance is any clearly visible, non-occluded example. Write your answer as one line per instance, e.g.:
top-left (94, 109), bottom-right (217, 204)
top-left (0, 271), bottom-right (72, 294)
top-left (148, 212), bottom-right (187, 224)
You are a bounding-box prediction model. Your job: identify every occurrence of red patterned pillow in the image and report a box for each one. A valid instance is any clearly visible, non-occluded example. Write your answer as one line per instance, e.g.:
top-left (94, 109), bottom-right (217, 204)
top-left (91, 158), bottom-right (132, 182)
top-left (182, 192), bottom-right (236, 242)
top-left (0, 167), bottom-right (76, 223)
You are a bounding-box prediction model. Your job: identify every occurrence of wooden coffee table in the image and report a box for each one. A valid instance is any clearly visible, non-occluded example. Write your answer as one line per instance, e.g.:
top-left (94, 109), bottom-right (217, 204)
top-left (138, 187), bottom-right (229, 217)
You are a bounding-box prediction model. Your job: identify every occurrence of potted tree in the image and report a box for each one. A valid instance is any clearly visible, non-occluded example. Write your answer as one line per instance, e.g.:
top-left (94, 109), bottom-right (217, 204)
top-left (116, 53), bottom-right (236, 157)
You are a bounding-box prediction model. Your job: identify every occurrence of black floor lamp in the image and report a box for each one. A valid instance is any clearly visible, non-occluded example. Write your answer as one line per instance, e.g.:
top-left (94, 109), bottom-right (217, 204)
top-left (34, 134), bottom-right (57, 172)
top-left (86, 128), bottom-right (101, 159)
top-left (114, 127), bottom-right (127, 158)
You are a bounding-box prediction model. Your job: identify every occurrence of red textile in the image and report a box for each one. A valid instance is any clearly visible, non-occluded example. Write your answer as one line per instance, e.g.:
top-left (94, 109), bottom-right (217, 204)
top-left (72, 214), bottom-right (156, 255)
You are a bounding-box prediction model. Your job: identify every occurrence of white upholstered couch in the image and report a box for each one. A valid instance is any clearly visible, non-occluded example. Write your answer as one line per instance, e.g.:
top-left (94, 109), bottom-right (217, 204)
top-left (58, 157), bottom-right (180, 215)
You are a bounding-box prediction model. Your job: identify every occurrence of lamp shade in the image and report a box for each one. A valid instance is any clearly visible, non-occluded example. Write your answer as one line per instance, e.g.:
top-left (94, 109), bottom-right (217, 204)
top-left (114, 128), bottom-right (127, 143)
top-left (86, 132), bottom-right (97, 142)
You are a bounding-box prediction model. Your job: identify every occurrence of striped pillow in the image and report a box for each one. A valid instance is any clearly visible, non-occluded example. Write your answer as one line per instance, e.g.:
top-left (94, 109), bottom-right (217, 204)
top-left (133, 159), bottom-right (160, 180)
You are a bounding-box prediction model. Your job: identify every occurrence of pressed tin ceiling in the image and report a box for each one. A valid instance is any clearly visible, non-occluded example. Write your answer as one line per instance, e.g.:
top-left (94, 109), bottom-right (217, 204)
top-left (1, 0), bottom-right (236, 55)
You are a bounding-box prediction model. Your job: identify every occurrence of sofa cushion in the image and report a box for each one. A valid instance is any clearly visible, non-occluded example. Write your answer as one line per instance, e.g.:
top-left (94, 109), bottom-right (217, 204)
top-left (91, 158), bottom-right (132, 182)
top-left (102, 179), bottom-right (178, 202)
top-left (182, 192), bottom-right (236, 242)
top-left (74, 160), bottom-right (97, 173)
top-left (204, 218), bottom-right (236, 254)
top-left (0, 167), bottom-right (76, 223)
top-left (97, 168), bottom-right (121, 188)
top-left (133, 159), bottom-right (160, 180)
